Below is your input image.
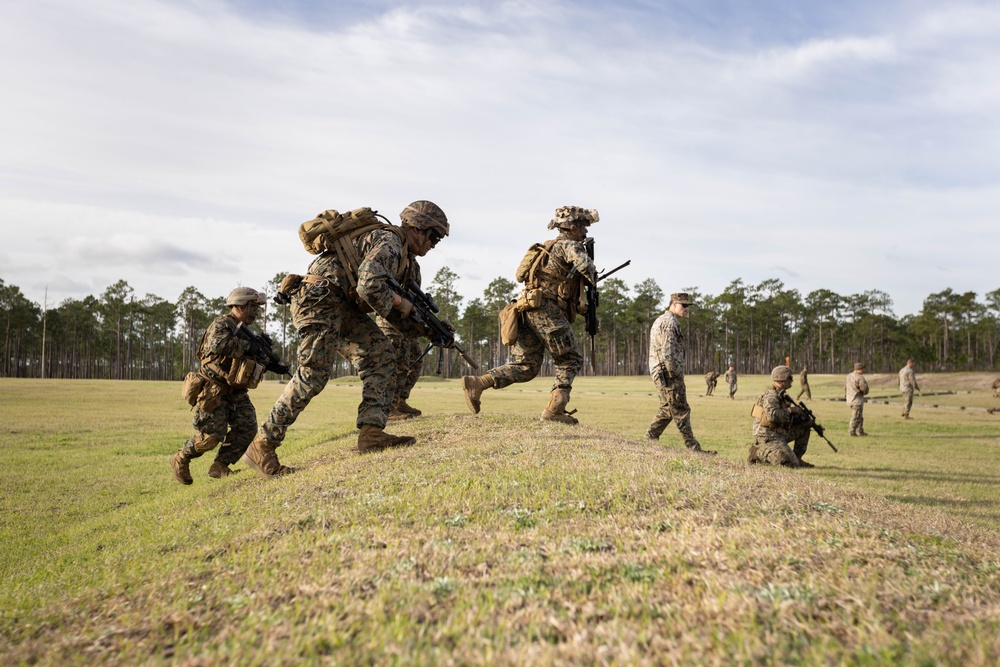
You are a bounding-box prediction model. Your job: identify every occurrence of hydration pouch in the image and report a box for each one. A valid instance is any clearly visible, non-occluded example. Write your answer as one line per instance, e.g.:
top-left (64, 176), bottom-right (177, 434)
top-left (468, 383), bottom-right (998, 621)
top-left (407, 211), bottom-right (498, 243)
top-left (498, 301), bottom-right (519, 346)
top-left (182, 372), bottom-right (206, 407)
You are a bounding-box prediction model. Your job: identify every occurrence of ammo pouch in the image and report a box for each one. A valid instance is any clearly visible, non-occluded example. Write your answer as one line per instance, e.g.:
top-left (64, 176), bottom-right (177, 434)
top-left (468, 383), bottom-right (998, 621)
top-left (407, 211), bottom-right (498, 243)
top-left (498, 301), bottom-right (519, 346)
top-left (225, 357), bottom-right (267, 390)
top-left (514, 288), bottom-right (544, 312)
top-left (750, 401), bottom-right (773, 427)
top-left (182, 372), bottom-right (206, 407)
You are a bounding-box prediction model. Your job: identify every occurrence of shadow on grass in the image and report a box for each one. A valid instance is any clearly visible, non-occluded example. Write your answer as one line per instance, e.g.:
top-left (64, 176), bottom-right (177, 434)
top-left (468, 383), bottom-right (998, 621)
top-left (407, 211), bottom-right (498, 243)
top-left (820, 466), bottom-right (1000, 486)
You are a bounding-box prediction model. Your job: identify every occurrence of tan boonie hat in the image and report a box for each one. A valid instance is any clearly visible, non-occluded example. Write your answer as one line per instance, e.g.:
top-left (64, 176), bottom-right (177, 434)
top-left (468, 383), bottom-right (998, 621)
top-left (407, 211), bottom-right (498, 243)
top-left (670, 292), bottom-right (694, 306)
top-left (548, 205), bottom-right (599, 230)
top-left (853, 362), bottom-right (866, 371)
top-left (226, 287), bottom-right (266, 307)
top-left (771, 366), bottom-right (793, 382)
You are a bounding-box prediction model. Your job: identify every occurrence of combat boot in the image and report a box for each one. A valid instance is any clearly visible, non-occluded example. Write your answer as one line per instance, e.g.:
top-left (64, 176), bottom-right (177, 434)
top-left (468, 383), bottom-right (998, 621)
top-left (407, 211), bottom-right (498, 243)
top-left (747, 444), bottom-right (759, 464)
top-left (540, 387), bottom-right (579, 424)
top-left (208, 460), bottom-right (235, 479)
top-left (170, 449), bottom-right (194, 485)
top-left (242, 434), bottom-right (294, 478)
top-left (357, 424), bottom-right (416, 453)
top-left (462, 374), bottom-right (494, 414)
top-left (395, 399), bottom-right (422, 416)
top-left (388, 405), bottom-right (416, 422)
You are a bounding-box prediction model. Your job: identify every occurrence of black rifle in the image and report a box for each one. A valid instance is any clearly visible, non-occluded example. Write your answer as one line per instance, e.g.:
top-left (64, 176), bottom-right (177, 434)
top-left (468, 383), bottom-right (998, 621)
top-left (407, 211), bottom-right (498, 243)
top-left (789, 397), bottom-right (838, 452)
top-left (388, 278), bottom-right (479, 373)
top-left (583, 237), bottom-right (631, 372)
top-left (235, 323), bottom-right (291, 377)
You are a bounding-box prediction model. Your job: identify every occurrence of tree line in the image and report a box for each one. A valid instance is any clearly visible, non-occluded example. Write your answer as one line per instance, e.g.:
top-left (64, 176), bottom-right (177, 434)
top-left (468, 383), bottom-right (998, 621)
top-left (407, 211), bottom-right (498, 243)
top-left (3, 274), bottom-right (999, 380)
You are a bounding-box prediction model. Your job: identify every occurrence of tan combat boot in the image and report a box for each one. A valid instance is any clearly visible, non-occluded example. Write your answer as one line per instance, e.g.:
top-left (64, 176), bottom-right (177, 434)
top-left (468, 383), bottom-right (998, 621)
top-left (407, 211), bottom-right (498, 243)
top-left (170, 450), bottom-right (193, 485)
top-left (395, 399), bottom-right (422, 416)
top-left (540, 387), bottom-right (579, 425)
top-left (462, 374), bottom-right (494, 414)
top-left (207, 460), bottom-right (235, 479)
top-left (242, 435), bottom-right (294, 478)
top-left (747, 444), bottom-right (759, 464)
top-left (357, 424), bottom-right (416, 453)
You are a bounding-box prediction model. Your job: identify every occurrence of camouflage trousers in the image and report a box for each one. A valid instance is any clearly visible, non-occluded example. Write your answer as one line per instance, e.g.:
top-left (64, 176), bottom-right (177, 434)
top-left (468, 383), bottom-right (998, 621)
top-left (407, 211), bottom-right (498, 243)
top-left (849, 401), bottom-right (865, 435)
top-left (378, 321), bottom-right (423, 401)
top-left (646, 373), bottom-right (699, 448)
top-left (728, 382), bottom-right (737, 399)
top-left (751, 420), bottom-right (811, 466)
top-left (260, 283), bottom-right (394, 444)
top-left (796, 383), bottom-right (811, 401)
top-left (705, 379), bottom-right (716, 396)
top-left (182, 389), bottom-right (256, 465)
top-left (901, 388), bottom-right (914, 417)
top-left (489, 299), bottom-right (582, 390)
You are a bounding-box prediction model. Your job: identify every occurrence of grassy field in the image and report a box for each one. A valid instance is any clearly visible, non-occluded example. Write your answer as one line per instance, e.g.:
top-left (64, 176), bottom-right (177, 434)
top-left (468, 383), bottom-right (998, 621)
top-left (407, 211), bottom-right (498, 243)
top-left (1, 374), bottom-right (999, 665)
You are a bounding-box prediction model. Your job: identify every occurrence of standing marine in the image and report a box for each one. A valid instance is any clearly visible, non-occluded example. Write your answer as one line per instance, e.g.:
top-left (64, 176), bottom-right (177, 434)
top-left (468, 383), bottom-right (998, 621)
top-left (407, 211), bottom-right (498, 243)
top-left (243, 201), bottom-right (450, 476)
top-left (748, 366), bottom-right (812, 468)
top-left (644, 293), bottom-right (715, 454)
top-left (897, 358), bottom-right (920, 420)
top-left (171, 287), bottom-right (289, 484)
top-left (846, 362), bottom-right (870, 436)
top-left (461, 205), bottom-right (597, 424)
top-left (795, 365), bottom-right (811, 401)
top-left (724, 364), bottom-right (738, 400)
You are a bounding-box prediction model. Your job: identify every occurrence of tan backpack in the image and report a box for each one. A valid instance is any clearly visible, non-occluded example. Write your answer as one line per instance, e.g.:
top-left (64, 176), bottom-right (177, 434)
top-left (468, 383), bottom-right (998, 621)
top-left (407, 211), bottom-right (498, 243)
top-left (298, 207), bottom-right (407, 295)
top-left (514, 240), bottom-right (555, 284)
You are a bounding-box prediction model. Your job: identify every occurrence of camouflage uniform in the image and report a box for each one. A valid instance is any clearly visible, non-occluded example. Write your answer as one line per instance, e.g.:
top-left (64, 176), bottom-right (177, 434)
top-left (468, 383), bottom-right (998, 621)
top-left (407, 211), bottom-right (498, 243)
top-left (750, 386), bottom-right (811, 467)
top-left (795, 367), bottom-right (811, 401)
top-left (846, 364), bottom-right (870, 436)
top-left (705, 371), bottom-right (720, 396)
top-left (376, 260), bottom-right (424, 417)
top-left (463, 206), bottom-right (597, 424)
top-left (898, 361), bottom-right (919, 418)
top-left (645, 300), bottom-right (705, 450)
top-left (725, 367), bottom-right (738, 399)
top-left (180, 313), bottom-right (258, 470)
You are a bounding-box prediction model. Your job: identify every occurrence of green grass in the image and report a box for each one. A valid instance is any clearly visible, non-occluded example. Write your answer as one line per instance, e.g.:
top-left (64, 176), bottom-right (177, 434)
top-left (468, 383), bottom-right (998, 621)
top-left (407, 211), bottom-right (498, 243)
top-left (1, 375), bottom-right (999, 665)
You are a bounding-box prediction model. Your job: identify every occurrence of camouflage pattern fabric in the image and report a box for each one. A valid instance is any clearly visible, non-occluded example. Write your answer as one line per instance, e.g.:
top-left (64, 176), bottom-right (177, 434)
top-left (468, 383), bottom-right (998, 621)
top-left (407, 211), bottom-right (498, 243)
top-left (795, 368), bottom-right (811, 401)
top-left (181, 391), bottom-right (257, 465)
top-left (846, 372), bottom-right (869, 434)
top-left (705, 371), bottom-right (720, 395)
top-left (489, 298), bottom-right (582, 389)
top-left (898, 365), bottom-right (919, 417)
top-left (646, 373), bottom-right (700, 448)
top-left (751, 386), bottom-right (811, 466)
top-left (527, 232), bottom-right (597, 313)
top-left (198, 313), bottom-right (252, 384)
top-left (376, 259), bottom-right (423, 401)
top-left (259, 228), bottom-right (405, 444)
top-left (725, 368), bottom-right (738, 398)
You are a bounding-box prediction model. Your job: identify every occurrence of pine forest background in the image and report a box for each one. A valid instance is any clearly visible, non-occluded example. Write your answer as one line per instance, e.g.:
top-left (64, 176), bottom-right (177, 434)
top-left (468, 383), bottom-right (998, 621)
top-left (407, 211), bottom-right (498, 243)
top-left (3, 272), bottom-right (1000, 380)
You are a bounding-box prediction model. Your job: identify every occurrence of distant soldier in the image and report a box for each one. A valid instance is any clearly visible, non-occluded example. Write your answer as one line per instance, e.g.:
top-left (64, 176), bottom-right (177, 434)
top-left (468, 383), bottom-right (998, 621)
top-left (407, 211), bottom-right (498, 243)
top-left (171, 287), bottom-right (289, 484)
top-left (846, 362), bottom-right (870, 436)
top-left (795, 366), bottom-right (811, 401)
top-left (749, 366), bottom-right (813, 468)
top-left (462, 206), bottom-right (597, 424)
top-left (705, 370), bottom-right (721, 396)
top-left (644, 293), bottom-right (715, 454)
top-left (243, 200), bottom-right (450, 475)
top-left (897, 358), bottom-right (920, 420)
top-left (378, 259), bottom-right (425, 422)
top-left (992, 377), bottom-right (1000, 399)
top-left (724, 365), bottom-right (738, 399)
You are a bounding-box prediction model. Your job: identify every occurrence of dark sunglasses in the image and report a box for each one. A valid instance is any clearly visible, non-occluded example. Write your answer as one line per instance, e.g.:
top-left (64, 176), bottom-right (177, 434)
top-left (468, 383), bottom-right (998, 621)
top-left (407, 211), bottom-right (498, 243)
top-left (427, 229), bottom-right (444, 246)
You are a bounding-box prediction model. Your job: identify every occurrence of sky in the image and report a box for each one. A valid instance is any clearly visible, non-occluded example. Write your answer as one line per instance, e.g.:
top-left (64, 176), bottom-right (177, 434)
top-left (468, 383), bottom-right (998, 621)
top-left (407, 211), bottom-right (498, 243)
top-left (2, 0), bottom-right (999, 317)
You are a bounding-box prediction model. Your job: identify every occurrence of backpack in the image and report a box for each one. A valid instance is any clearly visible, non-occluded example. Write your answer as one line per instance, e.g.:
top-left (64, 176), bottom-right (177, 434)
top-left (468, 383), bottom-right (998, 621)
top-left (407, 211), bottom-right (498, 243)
top-left (514, 240), bottom-right (555, 284)
top-left (298, 208), bottom-right (407, 295)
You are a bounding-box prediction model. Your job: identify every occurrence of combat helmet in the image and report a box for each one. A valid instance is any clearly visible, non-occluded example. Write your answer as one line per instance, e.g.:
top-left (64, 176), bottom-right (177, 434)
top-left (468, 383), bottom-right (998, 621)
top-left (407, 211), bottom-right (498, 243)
top-left (399, 200), bottom-right (449, 239)
top-left (226, 287), bottom-right (266, 307)
top-left (771, 366), bottom-right (793, 382)
top-left (548, 205), bottom-right (599, 231)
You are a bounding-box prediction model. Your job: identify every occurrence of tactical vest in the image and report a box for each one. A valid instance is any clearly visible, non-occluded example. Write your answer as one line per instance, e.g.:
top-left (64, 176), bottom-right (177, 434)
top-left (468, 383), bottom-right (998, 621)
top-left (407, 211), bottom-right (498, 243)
top-left (197, 316), bottom-right (264, 390)
top-left (515, 238), bottom-right (584, 317)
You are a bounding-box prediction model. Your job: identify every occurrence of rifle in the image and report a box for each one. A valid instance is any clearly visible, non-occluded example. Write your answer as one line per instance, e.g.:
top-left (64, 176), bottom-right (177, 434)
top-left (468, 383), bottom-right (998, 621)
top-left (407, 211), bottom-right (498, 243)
top-left (235, 323), bottom-right (291, 377)
top-left (789, 397), bottom-right (838, 452)
top-left (388, 278), bottom-right (479, 373)
top-left (583, 236), bottom-right (631, 372)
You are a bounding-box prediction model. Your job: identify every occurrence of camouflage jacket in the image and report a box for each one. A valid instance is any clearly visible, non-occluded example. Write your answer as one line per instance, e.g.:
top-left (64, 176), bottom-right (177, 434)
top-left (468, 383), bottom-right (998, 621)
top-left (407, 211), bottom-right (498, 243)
top-left (530, 233), bottom-right (597, 311)
top-left (753, 386), bottom-right (799, 436)
top-left (725, 369), bottom-right (737, 384)
top-left (845, 372), bottom-right (869, 405)
top-left (648, 311), bottom-right (684, 379)
top-left (898, 366), bottom-right (919, 392)
top-left (307, 227), bottom-right (408, 319)
top-left (376, 258), bottom-right (422, 337)
top-left (799, 369), bottom-right (809, 385)
top-left (197, 313), bottom-right (251, 385)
